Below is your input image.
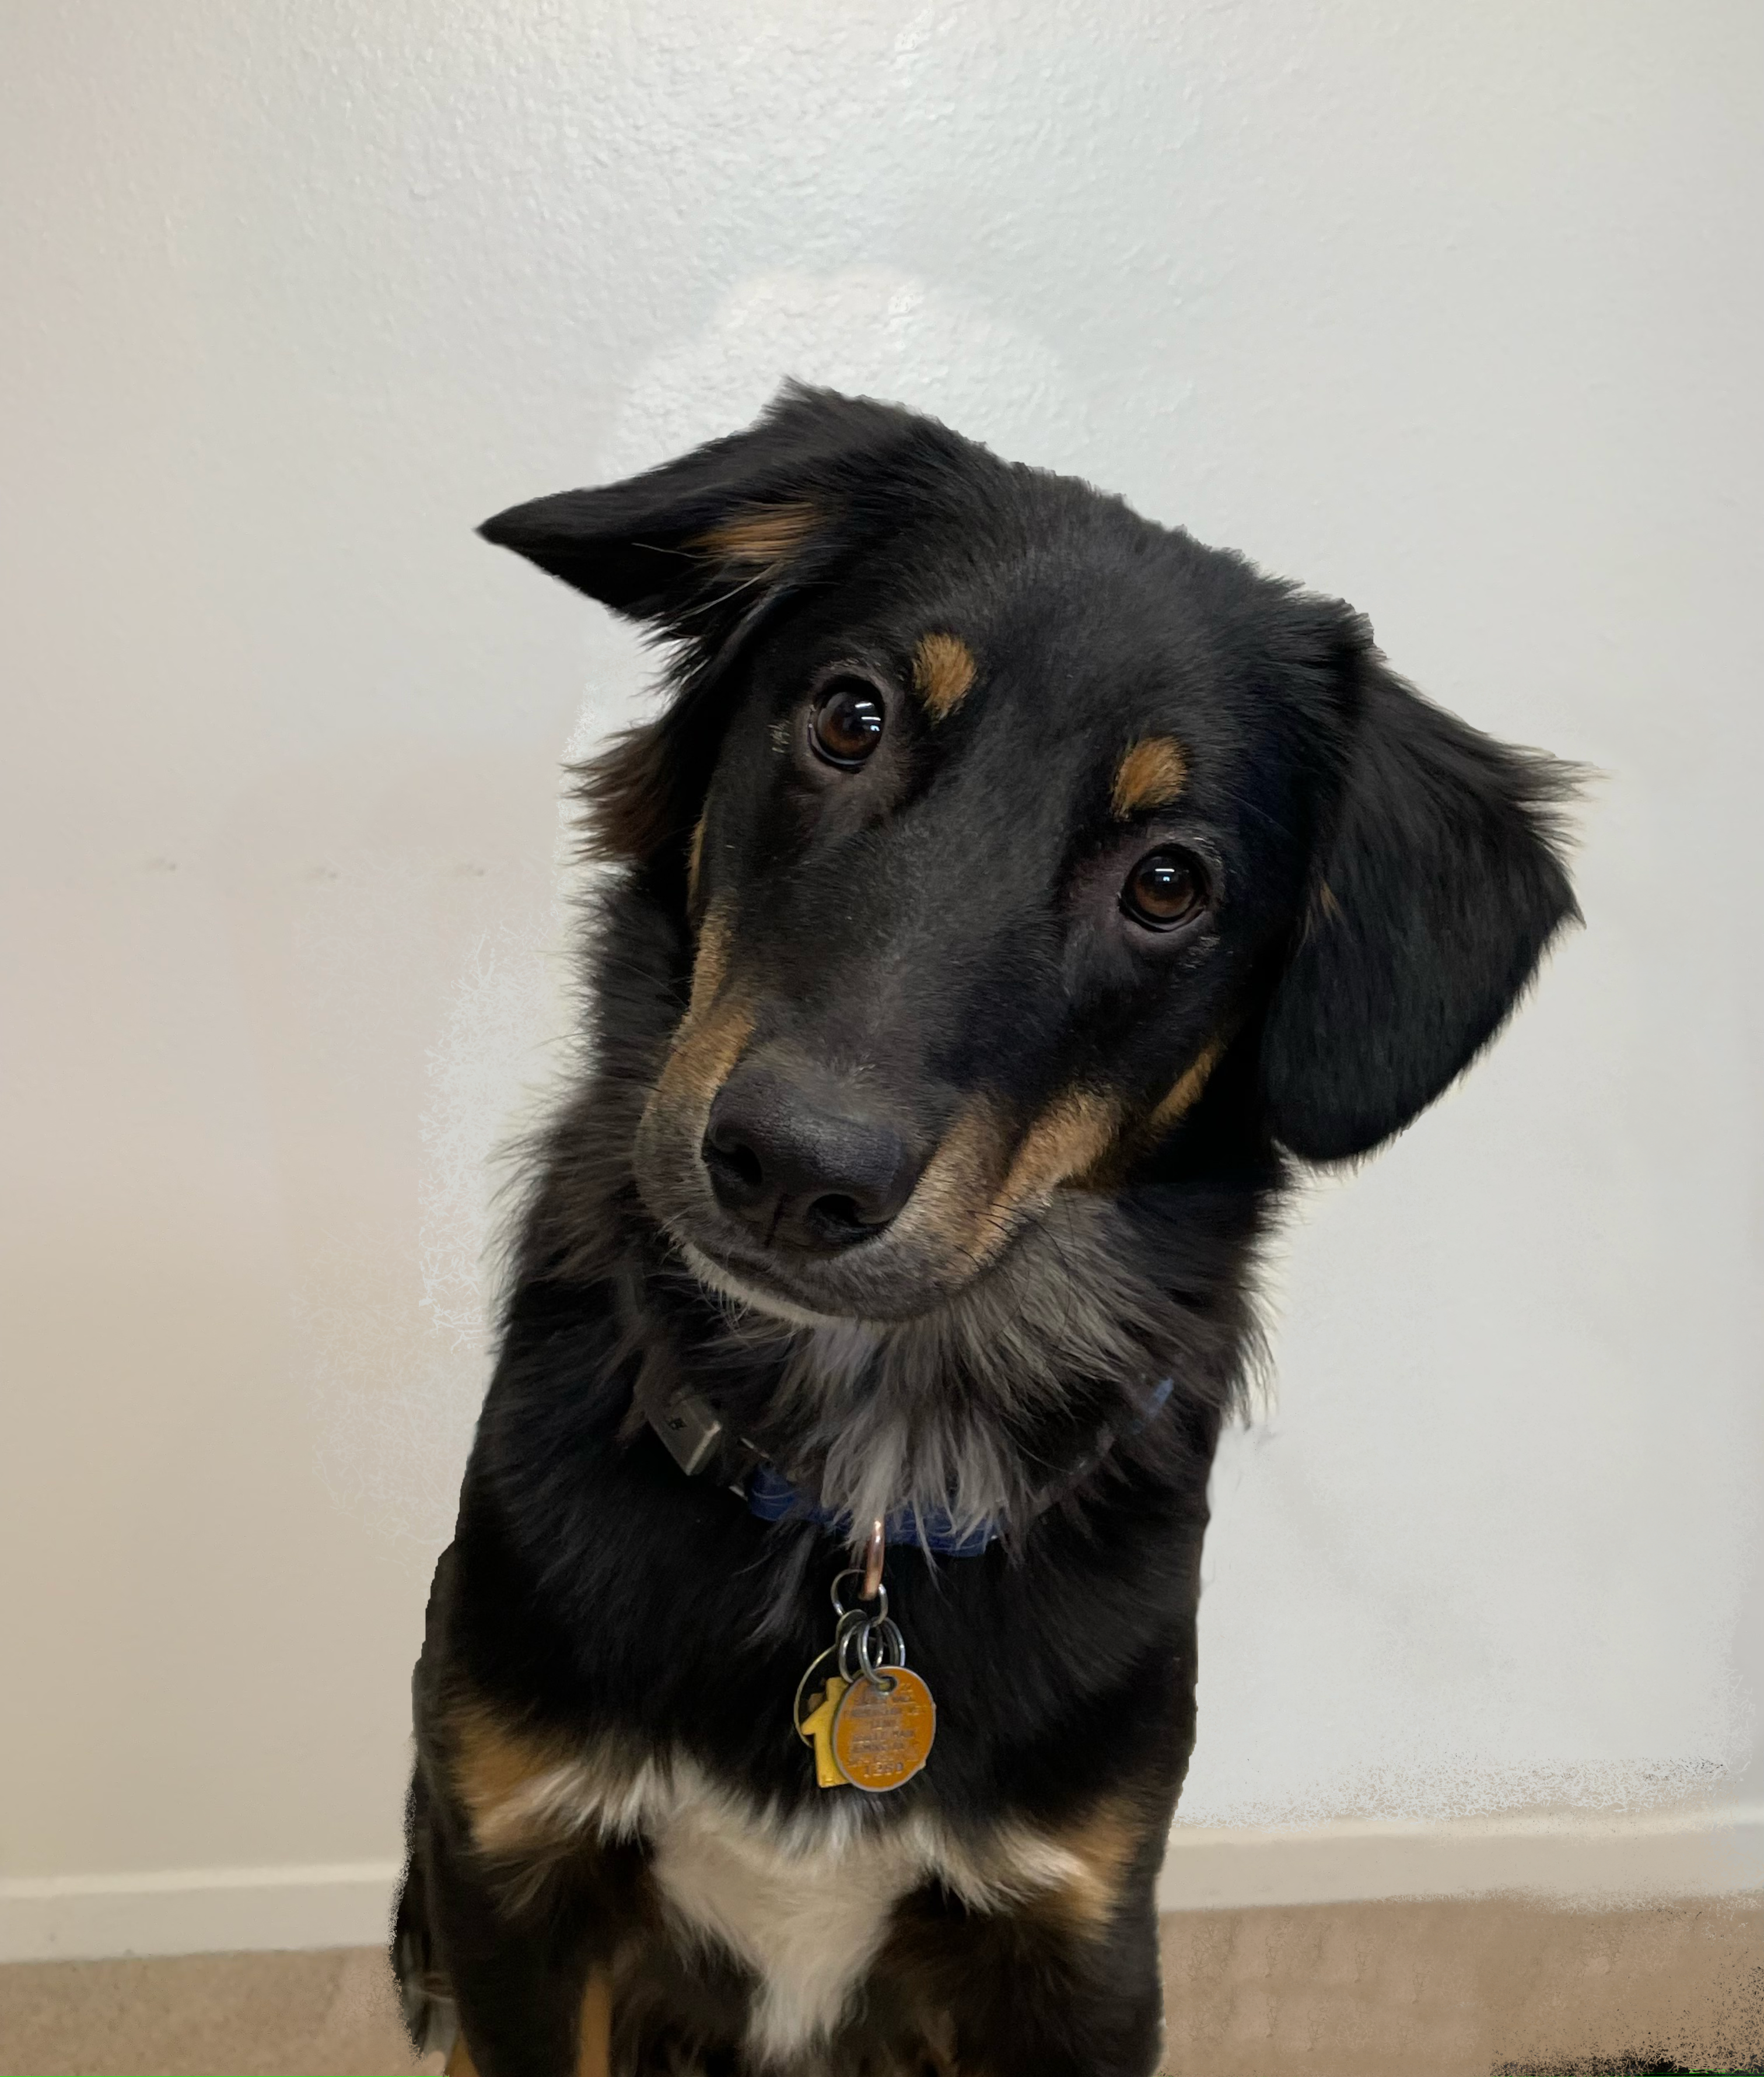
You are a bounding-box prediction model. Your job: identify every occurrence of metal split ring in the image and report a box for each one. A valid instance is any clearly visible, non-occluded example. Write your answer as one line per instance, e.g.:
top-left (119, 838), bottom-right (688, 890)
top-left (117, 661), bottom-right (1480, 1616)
top-left (830, 1570), bottom-right (888, 1623)
top-left (836, 1612), bottom-right (906, 1689)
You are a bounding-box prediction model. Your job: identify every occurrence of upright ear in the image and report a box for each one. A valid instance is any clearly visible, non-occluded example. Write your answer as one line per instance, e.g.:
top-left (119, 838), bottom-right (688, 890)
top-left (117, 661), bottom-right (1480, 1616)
top-left (480, 383), bottom-right (970, 866)
top-left (1260, 640), bottom-right (1580, 1162)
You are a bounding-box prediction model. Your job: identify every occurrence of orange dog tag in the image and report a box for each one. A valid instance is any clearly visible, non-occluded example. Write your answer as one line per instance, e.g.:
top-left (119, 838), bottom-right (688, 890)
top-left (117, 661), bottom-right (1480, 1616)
top-left (831, 1668), bottom-right (936, 1792)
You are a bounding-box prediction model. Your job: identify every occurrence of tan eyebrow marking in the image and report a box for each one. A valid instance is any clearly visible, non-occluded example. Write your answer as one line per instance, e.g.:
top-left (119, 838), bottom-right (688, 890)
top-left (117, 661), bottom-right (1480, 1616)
top-left (912, 632), bottom-right (977, 722)
top-left (692, 500), bottom-right (818, 576)
top-left (1111, 736), bottom-right (1189, 819)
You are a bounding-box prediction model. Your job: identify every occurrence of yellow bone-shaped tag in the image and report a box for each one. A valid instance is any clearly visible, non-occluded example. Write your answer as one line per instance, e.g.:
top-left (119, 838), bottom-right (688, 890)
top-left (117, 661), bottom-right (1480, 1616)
top-left (797, 1674), bottom-right (851, 1788)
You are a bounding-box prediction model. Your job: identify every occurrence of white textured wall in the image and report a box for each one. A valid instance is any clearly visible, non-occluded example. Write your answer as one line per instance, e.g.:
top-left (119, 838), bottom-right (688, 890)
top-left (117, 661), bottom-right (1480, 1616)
top-left (4, 0), bottom-right (1760, 1908)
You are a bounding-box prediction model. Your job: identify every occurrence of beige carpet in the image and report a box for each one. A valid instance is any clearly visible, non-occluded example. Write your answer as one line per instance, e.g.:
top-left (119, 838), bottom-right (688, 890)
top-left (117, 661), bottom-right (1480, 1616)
top-left (1159, 1893), bottom-right (1764, 2075)
top-left (2, 1896), bottom-right (1760, 2076)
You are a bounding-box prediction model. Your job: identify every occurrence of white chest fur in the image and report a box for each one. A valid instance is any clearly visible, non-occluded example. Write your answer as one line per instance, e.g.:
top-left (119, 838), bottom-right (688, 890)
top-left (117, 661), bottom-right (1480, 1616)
top-left (470, 1740), bottom-right (1098, 2067)
top-left (647, 1785), bottom-right (936, 2063)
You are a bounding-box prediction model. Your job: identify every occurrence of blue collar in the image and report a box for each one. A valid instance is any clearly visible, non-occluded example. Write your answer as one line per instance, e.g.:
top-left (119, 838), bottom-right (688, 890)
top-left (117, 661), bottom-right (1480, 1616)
top-left (745, 1467), bottom-right (999, 1554)
top-left (743, 1376), bottom-right (1175, 1555)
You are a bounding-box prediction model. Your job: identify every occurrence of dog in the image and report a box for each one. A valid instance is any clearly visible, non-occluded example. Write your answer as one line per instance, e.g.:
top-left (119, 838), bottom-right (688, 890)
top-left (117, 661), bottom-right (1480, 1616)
top-left (393, 384), bottom-right (1577, 2077)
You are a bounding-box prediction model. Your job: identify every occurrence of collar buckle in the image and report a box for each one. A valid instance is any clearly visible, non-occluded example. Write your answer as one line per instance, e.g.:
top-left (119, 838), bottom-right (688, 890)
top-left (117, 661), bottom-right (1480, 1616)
top-left (638, 1375), bottom-right (726, 1479)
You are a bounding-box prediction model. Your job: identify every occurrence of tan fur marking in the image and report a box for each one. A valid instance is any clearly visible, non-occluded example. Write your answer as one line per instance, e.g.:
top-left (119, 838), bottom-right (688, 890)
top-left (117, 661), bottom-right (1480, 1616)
top-left (1149, 1034), bottom-right (1226, 1136)
top-left (912, 632), bottom-right (977, 721)
top-left (445, 2033), bottom-right (480, 2077)
top-left (994, 1089), bottom-right (1124, 1217)
top-left (657, 902), bottom-right (750, 1112)
top-left (896, 1090), bottom-right (1125, 1275)
top-left (449, 1702), bottom-right (653, 1862)
top-left (645, 899), bottom-right (744, 1110)
top-left (694, 500), bottom-right (818, 576)
top-left (1111, 735), bottom-right (1189, 818)
top-left (1297, 879), bottom-right (1342, 950)
top-left (449, 1703), bottom-right (565, 1844)
top-left (576, 1971), bottom-right (612, 2077)
top-left (685, 901), bottom-right (732, 1022)
top-left (659, 998), bottom-right (754, 1115)
top-left (1040, 1799), bottom-right (1142, 1937)
top-left (891, 1095), bottom-right (1009, 1269)
top-left (685, 812), bottom-right (706, 908)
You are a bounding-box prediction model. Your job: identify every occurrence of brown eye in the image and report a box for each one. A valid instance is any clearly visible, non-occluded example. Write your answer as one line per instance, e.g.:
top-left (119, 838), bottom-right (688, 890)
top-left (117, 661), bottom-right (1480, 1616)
top-left (1122, 847), bottom-right (1206, 931)
top-left (809, 677), bottom-right (886, 768)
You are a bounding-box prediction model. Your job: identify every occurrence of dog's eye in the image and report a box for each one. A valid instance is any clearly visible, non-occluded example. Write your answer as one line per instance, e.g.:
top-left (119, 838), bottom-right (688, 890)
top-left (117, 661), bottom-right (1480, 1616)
top-left (1121, 848), bottom-right (1207, 932)
top-left (809, 678), bottom-right (887, 768)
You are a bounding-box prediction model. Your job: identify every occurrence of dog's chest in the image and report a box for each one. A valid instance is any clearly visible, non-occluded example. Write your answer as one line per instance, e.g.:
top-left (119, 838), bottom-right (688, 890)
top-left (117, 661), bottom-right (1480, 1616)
top-left (460, 1726), bottom-right (1100, 2065)
top-left (644, 1785), bottom-right (932, 2064)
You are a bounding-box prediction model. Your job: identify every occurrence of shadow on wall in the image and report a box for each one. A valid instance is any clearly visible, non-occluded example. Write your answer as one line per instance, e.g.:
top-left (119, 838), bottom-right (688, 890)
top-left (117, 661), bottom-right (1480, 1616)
top-left (215, 740), bottom-right (565, 1557)
top-left (272, 267), bottom-right (1101, 1564)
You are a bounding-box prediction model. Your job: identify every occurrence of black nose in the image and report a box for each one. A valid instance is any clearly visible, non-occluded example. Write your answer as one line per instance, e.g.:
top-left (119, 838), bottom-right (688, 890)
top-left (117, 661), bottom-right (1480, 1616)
top-left (702, 1065), bottom-right (920, 1251)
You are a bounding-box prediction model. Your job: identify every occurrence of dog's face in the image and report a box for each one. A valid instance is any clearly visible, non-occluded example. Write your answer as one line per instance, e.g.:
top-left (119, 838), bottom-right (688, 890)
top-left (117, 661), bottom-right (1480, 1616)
top-left (485, 387), bottom-right (1575, 1327)
top-left (625, 510), bottom-right (1311, 1326)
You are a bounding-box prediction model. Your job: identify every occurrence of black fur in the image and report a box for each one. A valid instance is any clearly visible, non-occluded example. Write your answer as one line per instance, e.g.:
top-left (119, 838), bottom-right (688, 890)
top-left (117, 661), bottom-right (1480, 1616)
top-left (396, 386), bottom-right (1578, 2076)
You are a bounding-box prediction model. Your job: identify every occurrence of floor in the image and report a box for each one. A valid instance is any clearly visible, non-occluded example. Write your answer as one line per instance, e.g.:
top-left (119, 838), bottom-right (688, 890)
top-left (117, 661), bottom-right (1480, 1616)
top-left (2, 1896), bottom-right (1760, 2076)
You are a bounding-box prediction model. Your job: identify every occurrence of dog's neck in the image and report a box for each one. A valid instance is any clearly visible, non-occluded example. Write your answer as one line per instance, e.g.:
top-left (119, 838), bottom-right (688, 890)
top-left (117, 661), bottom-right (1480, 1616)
top-left (612, 1184), bottom-right (1254, 1551)
top-left (515, 882), bottom-right (1270, 1551)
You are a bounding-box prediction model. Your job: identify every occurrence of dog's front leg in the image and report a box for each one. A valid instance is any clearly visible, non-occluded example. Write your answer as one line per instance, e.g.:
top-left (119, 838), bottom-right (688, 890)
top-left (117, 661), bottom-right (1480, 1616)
top-left (882, 1861), bottom-right (1164, 2077)
top-left (953, 1897), bottom-right (1165, 2077)
top-left (416, 1776), bottom-right (620, 2077)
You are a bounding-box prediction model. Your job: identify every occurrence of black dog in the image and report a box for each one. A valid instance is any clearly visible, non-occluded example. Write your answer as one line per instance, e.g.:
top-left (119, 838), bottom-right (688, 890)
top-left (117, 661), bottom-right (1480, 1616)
top-left (394, 385), bottom-right (1576, 2077)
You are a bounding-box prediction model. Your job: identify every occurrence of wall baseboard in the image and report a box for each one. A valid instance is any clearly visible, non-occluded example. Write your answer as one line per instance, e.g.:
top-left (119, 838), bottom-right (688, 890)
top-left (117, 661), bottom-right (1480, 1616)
top-left (5, 1806), bottom-right (1759, 1963)
top-left (0, 1862), bottom-right (402, 1964)
top-left (1156, 1800), bottom-right (1764, 1912)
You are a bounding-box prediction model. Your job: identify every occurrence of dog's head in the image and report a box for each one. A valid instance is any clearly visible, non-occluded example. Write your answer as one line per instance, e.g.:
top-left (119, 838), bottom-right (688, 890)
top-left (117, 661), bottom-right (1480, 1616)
top-left (485, 386), bottom-right (1576, 1329)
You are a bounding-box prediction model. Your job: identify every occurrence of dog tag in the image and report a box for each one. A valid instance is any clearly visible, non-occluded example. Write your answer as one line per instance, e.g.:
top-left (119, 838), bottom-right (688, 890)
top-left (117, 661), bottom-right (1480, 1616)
top-left (797, 1675), bottom-right (851, 1789)
top-left (831, 1668), bottom-right (936, 1792)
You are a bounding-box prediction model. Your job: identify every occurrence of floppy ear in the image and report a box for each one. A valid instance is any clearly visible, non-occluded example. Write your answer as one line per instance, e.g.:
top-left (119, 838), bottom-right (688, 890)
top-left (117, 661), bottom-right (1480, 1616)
top-left (480, 383), bottom-right (961, 867)
top-left (1260, 642), bottom-right (1580, 1162)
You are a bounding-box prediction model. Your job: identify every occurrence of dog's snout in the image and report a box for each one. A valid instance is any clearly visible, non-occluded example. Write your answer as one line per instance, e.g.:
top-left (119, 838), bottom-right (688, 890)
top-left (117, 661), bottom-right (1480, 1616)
top-left (703, 1066), bottom-right (919, 1251)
